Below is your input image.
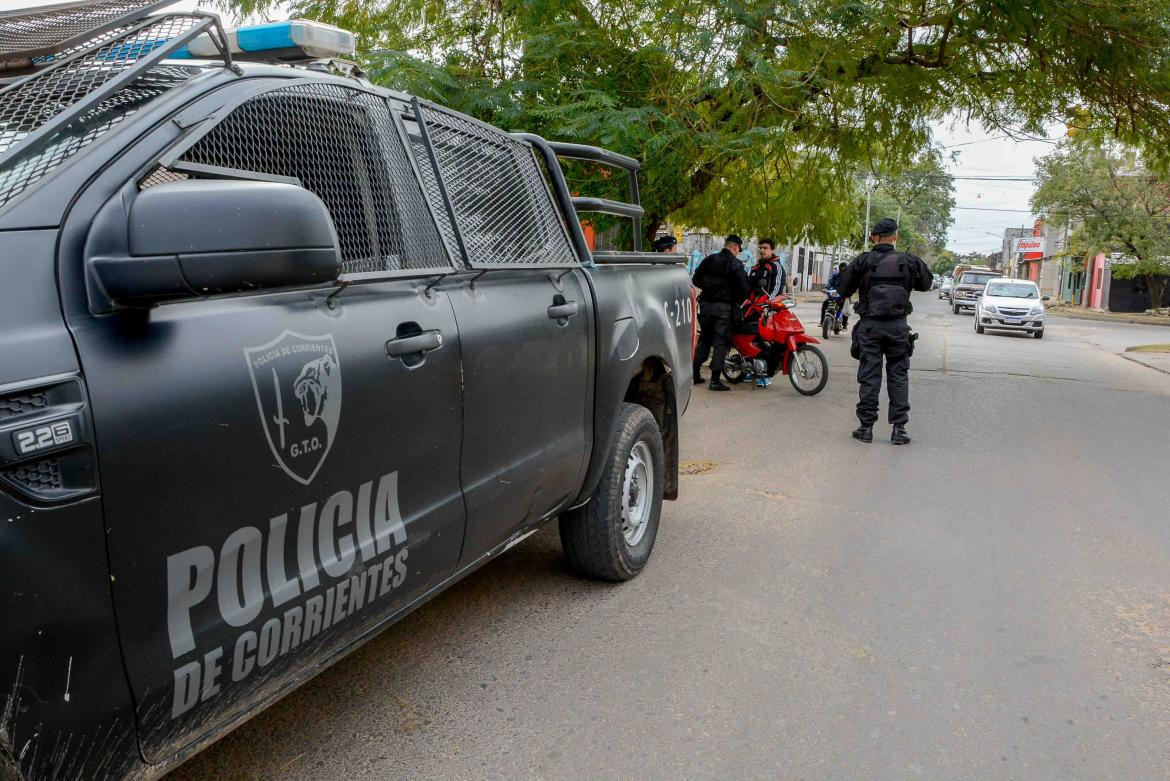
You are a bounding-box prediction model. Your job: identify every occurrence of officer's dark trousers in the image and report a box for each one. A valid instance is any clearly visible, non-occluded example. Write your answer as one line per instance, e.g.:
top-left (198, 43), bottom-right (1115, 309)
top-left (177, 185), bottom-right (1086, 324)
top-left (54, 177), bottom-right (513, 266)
top-left (694, 302), bottom-right (733, 379)
top-left (854, 317), bottom-right (911, 426)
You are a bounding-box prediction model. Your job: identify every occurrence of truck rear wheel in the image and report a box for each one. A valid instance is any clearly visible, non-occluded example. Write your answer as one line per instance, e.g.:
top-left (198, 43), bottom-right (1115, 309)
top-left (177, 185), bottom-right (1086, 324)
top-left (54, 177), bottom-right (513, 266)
top-left (559, 403), bottom-right (664, 581)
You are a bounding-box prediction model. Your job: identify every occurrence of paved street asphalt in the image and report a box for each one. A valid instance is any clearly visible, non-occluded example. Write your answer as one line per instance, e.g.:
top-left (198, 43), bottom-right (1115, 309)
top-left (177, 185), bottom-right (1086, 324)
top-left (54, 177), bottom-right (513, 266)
top-left (170, 295), bottom-right (1170, 781)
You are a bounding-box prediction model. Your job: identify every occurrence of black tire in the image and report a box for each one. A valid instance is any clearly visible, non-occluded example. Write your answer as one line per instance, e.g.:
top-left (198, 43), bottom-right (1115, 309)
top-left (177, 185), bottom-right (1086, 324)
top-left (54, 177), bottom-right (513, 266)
top-left (822, 316), bottom-right (831, 339)
top-left (722, 348), bottom-right (749, 384)
top-left (952, 302), bottom-right (960, 315)
top-left (975, 318), bottom-right (985, 334)
top-left (788, 344), bottom-right (829, 396)
top-left (559, 403), bottom-right (665, 581)
top-left (1034, 328), bottom-right (1044, 339)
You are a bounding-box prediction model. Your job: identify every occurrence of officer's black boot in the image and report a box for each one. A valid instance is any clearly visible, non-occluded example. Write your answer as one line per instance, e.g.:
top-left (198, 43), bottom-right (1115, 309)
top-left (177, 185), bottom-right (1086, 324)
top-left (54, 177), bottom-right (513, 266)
top-left (709, 378), bottom-right (730, 391)
top-left (891, 425), bottom-right (911, 445)
top-left (851, 425), bottom-right (873, 443)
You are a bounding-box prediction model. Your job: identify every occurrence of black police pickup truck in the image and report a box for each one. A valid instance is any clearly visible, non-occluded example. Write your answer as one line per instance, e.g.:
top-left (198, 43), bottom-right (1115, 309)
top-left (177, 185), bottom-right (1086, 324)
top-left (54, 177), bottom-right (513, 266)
top-left (0, 4), bottom-right (693, 778)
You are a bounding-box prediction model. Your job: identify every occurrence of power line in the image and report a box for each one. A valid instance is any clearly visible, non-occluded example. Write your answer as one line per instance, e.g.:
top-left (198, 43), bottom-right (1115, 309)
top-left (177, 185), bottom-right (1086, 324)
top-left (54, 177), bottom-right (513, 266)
top-left (876, 174), bottom-right (1037, 182)
top-left (934, 175), bottom-right (1038, 181)
top-left (953, 176), bottom-right (1036, 181)
top-left (937, 133), bottom-right (1059, 149)
top-left (938, 134), bottom-right (1011, 149)
top-left (952, 206), bottom-right (1036, 212)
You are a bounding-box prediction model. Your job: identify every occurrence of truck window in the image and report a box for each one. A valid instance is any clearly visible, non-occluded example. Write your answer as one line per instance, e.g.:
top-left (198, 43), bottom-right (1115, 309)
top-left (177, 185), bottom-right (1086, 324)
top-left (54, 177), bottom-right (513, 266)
top-left (414, 101), bottom-right (577, 268)
top-left (406, 131), bottom-right (461, 264)
top-left (159, 83), bottom-right (451, 276)
top-left (959, 272), bottom-right (998, 286)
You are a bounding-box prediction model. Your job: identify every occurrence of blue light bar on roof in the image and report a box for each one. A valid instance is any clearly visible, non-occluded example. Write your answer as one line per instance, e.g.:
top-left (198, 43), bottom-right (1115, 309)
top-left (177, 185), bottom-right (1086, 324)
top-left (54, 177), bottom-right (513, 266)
top-left (170, 19), bottom-right (355, 62)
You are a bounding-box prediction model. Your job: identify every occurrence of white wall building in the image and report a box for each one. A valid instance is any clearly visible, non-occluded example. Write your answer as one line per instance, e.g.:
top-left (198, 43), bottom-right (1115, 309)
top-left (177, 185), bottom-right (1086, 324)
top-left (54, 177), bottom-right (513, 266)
top-left (662, 224), bottom-right (846, 291)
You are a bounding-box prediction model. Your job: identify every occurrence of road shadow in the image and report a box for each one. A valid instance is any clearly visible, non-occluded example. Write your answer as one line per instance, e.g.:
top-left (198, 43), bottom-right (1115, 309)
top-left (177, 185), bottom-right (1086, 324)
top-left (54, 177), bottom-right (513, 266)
top-left (165, 524), bottom-right (608, 780)
top-left (978, 329), bottom-right (1038, 339)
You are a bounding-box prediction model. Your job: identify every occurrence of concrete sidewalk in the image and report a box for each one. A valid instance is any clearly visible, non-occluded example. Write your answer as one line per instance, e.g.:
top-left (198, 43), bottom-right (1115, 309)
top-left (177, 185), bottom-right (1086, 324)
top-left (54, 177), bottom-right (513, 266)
top-left (1048, 306), bottom-right (1170, 327)
top-left (1122, 349), bottom-right (1170, 375)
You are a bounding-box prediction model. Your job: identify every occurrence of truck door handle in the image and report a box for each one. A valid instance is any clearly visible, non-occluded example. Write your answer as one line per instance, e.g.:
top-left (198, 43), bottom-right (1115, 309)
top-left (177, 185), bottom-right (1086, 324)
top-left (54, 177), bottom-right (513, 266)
top-left (386, 330), bottom-right (444, 357)
top-left (547, 301), bottom-right (579, 320)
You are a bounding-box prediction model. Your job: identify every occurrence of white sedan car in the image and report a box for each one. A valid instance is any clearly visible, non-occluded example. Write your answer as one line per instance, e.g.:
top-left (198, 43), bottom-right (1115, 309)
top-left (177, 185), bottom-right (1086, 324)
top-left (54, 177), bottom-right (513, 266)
top-left (974, 278), bottom-right (1049, 338)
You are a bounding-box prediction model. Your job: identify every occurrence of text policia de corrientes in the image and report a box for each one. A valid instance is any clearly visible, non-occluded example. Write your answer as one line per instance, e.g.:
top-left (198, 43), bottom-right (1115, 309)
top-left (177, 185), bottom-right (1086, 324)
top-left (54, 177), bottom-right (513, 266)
top-left (165, 471), bottom-right (410, 718)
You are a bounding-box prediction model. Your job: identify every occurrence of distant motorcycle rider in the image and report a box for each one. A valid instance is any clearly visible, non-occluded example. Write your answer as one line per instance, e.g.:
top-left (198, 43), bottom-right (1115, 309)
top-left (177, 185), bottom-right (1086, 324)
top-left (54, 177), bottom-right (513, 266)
top-left (827, 261), bottom-right (847, 293)
top-left (821, 261), bottom-right (850, 326)
top-left (692, 234), bottom-right (751, 391)
top-left (835, 219), bottom-right (933, 444)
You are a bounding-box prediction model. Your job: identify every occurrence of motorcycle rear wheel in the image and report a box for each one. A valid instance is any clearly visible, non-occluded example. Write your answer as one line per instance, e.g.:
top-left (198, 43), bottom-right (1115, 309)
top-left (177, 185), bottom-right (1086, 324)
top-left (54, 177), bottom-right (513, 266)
top-left (722, 348), bottom-right (750, 384)
top-left (788, 344), bottom-right (829, 396)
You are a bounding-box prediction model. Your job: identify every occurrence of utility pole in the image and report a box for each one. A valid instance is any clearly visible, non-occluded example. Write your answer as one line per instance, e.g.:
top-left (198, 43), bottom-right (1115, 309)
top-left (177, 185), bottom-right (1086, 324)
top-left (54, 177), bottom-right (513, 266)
top-left (863, 176), bottom-right (873, 240)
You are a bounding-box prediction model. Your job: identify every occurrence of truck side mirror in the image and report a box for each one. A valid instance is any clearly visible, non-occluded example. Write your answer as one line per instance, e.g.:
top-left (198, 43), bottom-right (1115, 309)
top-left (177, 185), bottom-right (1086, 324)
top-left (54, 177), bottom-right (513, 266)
top-left (87, 180), bottom-right (341, 308)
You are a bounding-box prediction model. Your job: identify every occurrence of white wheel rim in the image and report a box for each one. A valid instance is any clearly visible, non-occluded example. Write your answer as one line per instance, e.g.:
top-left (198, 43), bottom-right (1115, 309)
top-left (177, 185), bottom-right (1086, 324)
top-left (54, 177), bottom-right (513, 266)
top-left (621, 441), bottom-right (653, 546)
top-left (791, 350), bottom-right (822, 389)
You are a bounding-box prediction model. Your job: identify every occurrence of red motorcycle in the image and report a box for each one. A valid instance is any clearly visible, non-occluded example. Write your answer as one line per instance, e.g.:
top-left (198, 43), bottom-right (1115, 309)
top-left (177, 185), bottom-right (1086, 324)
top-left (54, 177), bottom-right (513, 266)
top-left (722, 294), bottom-right (829, 395)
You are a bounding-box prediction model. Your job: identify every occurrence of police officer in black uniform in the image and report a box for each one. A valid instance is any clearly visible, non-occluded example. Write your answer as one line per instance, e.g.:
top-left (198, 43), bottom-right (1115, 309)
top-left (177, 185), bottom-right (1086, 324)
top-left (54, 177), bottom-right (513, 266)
top-left (835, 219), bottom-right (933, 444)
top-left (692, 234), bottom-right (750, 391)
top-left (653, 234), bottom-right (678, 253)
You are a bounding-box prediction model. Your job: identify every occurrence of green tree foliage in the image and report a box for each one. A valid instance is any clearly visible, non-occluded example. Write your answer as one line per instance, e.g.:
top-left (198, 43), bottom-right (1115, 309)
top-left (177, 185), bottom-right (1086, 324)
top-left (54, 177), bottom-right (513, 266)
top-left (862, 150), bottom-right (955, 256)
top-left (931, 250), bottom-right (957, 277)
top-left (221, 0), bottom-right (1170, 246)
top-left (878, 153), bottom-right (955, 252)
top-left (1033, 135), bottom-right (1170, 309)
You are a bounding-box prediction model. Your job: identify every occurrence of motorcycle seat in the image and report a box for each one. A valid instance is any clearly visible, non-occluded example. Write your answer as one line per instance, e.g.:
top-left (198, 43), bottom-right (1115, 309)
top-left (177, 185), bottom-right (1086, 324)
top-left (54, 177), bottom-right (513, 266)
top-left (734, 319), bottom-right (760, 335)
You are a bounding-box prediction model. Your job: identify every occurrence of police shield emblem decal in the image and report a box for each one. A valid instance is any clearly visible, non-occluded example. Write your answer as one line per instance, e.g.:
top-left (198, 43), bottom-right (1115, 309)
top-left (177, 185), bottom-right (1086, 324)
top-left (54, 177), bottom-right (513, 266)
top-left (244, 331), bottom-right (342, 485)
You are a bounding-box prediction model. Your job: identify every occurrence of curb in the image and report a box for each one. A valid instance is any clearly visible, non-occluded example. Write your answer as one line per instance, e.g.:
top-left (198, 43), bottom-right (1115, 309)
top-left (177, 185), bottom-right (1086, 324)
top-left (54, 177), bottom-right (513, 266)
top-left (1121, 353), bottom-right (1170, 376)
top-left (1049, 312), bottom-right (1170, 328)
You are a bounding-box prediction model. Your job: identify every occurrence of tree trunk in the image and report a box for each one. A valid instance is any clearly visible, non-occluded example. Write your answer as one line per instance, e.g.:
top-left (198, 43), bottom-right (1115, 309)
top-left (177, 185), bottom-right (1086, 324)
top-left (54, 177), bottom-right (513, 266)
top-left (1147, 272), bottom-right (1168, 311)
top-left (644, 216), bottom-right (663, 247)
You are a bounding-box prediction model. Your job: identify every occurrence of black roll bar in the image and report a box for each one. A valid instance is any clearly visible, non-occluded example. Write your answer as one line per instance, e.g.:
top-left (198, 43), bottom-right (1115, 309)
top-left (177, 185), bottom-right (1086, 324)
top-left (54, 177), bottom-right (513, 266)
top-left (571, 196), bottom-right (644, 220)
top-left (591, 251), bottom-right (684, 265)
top-left (513, 132), bottom-right (647, 254)
top-left (513, 132), bottom-right (596, 263)
top-left (545, 140), bottom-right (642, 250)
top-left (539, 141), bottom-right (640, 172)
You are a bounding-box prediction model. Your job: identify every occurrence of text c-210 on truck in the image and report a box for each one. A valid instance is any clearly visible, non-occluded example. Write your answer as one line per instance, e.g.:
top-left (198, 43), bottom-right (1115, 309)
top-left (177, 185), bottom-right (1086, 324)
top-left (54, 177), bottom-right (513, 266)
top-left (0, 5), bottom-right (695, 779)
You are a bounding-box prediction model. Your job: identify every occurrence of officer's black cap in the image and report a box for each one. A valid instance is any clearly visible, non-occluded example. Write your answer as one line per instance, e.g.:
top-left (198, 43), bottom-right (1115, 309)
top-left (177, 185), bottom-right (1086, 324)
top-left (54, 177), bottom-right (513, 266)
top-left (725, 234), bottom-right (744, 246)
top-left (653, 235), bottom-right (677, 251)
top-left (870, 218), bottom-right (899, 237)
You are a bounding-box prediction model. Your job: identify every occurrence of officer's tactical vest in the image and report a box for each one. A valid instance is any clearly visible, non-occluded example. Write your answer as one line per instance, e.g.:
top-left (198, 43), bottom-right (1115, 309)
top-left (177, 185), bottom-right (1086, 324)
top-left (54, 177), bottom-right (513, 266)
top-left (864, 251), bottom-right (911, 320)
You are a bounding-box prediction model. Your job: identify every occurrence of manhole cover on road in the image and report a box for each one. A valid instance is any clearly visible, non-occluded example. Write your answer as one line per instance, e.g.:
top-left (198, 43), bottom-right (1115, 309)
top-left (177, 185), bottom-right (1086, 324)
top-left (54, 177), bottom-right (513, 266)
top-left (680, 459), bottom-right (717, 475)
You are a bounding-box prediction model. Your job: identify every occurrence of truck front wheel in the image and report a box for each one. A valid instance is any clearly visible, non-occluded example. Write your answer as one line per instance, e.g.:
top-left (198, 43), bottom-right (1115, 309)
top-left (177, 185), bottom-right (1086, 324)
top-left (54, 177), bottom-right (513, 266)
top-left (559, 403), bottom-right (664, 581)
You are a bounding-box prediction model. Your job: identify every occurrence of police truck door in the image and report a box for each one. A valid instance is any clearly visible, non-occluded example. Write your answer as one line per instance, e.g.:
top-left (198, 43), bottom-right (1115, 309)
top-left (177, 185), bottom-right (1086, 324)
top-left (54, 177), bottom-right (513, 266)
top-left (61, 82), bottom-right (466, 761)
top-left (412, 105), bottom-right (592, 562)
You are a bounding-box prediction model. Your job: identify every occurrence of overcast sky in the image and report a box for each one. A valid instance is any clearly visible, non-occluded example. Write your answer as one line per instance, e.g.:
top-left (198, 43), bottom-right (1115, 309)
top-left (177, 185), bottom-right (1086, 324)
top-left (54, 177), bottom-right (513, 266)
top-left (6, 0), bottom-right (1059, 253)
top-left (933, 119), bottom-right (1063, 254)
